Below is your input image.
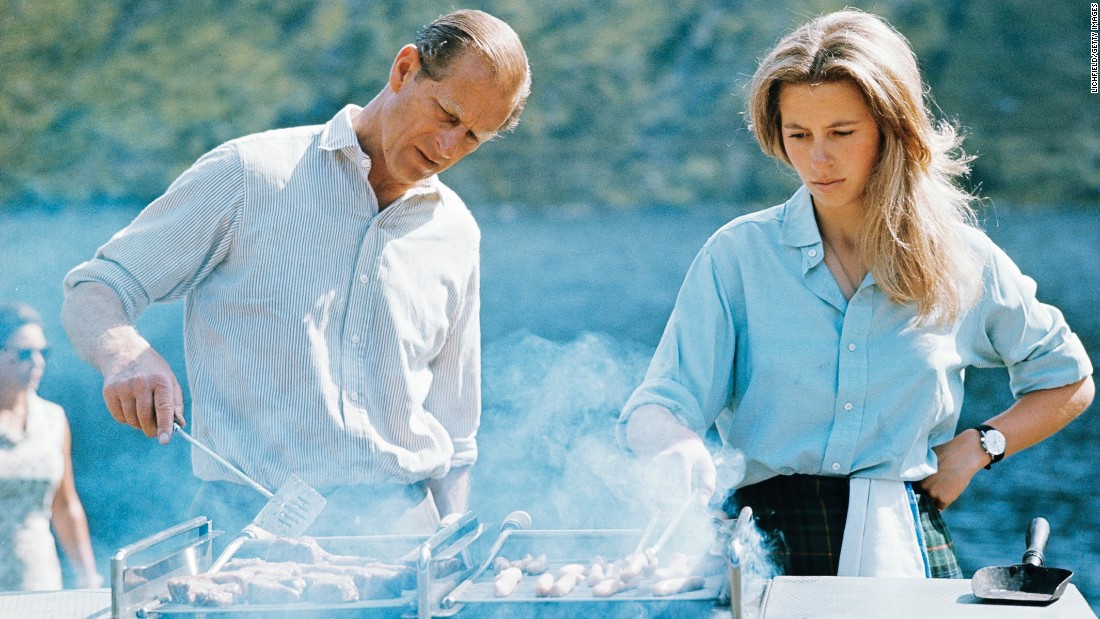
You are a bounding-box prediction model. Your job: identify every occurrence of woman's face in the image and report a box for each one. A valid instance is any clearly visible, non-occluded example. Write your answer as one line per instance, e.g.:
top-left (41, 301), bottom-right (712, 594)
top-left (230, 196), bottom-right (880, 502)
top-left (778, 79), bottom-right (881, 215)
top-left (0, 323), bottom-right (48, 393)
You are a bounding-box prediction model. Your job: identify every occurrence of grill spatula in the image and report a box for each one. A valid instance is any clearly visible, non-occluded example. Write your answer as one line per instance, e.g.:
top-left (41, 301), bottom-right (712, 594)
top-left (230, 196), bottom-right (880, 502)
top-left (172, 424), bottom-right (327, 571)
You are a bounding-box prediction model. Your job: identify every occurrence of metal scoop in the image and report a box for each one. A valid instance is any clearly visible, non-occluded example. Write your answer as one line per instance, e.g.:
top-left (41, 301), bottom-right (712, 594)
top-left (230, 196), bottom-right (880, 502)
top-left (971, 517), bottom-right (1073, 604)
top-left (172, 424), bottom-right (327, 570)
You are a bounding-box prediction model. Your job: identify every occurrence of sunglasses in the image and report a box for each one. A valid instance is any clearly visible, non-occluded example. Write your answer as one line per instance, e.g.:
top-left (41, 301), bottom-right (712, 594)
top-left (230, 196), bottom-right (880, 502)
top-left (4, 347), bottom-right (50, 363)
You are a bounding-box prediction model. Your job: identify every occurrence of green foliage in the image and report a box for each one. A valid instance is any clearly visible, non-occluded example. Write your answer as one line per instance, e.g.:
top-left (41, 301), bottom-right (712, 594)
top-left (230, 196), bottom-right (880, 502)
top-left (0, 0), bottom-right (1095, 209)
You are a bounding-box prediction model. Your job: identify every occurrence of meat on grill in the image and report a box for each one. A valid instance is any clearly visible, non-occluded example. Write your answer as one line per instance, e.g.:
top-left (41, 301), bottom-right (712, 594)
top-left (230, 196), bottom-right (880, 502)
top-left (165, 536), bottom-right (415, 607)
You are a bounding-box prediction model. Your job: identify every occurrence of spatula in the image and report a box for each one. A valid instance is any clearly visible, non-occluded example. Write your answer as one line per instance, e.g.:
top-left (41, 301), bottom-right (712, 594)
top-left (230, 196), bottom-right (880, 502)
top-left (172, 424), bottom-right (327, 570)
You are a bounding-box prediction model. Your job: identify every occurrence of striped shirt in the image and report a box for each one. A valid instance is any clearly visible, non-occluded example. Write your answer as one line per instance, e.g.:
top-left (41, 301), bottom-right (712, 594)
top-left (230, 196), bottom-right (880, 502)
top-left (64, 105), bottom-right (482, 493)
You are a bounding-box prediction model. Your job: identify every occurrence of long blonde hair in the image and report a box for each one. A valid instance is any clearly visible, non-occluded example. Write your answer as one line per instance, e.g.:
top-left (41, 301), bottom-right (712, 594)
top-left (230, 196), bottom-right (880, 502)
top-left (747, 10), bottom-right (980, 324)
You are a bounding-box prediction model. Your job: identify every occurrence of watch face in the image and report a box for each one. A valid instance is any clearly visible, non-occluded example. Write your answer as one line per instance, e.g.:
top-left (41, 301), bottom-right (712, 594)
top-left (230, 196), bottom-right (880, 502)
top-left (983, 429), bottom-right (1006, 456)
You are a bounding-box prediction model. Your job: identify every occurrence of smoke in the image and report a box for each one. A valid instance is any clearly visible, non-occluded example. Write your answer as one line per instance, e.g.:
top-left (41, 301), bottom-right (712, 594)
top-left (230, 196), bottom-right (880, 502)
top-left (475, 329), bottom-right (783, 601)
top-left (476, 330), bottom-right (651, 531)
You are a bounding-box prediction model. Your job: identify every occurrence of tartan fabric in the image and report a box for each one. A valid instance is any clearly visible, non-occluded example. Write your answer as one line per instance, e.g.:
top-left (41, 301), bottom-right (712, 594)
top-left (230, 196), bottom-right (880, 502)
top-left (915, 490), bottom-right (964, 578)
top-left (723, 475), bottom-right (962, 578)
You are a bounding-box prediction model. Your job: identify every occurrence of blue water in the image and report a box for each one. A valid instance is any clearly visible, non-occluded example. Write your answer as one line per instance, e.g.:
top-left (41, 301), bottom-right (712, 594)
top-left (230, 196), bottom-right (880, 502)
top-left (2, 202), bottom-right (1097, 610)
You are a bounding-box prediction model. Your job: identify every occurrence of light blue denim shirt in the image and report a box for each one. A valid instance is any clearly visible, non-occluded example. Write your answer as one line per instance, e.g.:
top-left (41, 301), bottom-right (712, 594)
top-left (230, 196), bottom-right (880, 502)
top-left (620, 187), bottom-right (1092, 487)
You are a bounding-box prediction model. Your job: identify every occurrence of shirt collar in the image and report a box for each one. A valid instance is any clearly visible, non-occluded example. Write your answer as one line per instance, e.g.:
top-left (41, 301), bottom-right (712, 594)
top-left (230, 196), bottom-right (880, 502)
top-left (319, 104), bottom-right (364, 153)
top-left (318, 104), bottom-right (440, 200)
top-left (779, 185), bottom-right (822, 249)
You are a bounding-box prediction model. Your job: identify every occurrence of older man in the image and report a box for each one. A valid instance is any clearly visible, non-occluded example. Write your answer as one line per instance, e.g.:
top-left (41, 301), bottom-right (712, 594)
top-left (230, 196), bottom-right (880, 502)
top-left (62, 10), bottom-right (530, 537)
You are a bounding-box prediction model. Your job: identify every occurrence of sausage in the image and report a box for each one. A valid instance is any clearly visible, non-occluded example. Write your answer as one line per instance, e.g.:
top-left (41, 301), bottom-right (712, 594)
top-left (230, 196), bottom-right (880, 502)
top-left (523, 554), bottom-right (549, 575)
top-left (591, 577), bottom-right (622, 598)
top-left (557, 563), bottom-right (587, 578)
top-left (492, 567), bottom-right (523, 597)
top-left (586, 562), bottom-right (605, 587)
top-left (548, 572), bottom-right (578, 597)
top-left (620, 552), bottom-right (647, 581)
top-left (533, 573), bottom-right (556, 597)
top-left (650, 575), bottom-right (705, 597)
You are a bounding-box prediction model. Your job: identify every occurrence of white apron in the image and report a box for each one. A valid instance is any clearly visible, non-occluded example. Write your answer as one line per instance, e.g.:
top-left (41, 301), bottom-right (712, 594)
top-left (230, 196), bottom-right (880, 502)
top-left (837, 478), bottom-right (930, 578)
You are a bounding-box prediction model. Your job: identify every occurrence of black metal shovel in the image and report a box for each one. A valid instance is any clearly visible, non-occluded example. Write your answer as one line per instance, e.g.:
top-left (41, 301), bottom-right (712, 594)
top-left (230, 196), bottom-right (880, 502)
top-left (971, 517), bottom-right (1073, 604)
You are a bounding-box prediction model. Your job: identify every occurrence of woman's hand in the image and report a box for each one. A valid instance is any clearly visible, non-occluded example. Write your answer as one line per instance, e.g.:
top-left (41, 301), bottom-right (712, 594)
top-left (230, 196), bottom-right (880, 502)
top-left (649, 435), bottom-right (716, 504)
top-left (918, 429), bottom-right (988, 510)
top-left (625, 404), bottom-right (716, 504)
top-left (921, 377), bottom-right (1095, 510)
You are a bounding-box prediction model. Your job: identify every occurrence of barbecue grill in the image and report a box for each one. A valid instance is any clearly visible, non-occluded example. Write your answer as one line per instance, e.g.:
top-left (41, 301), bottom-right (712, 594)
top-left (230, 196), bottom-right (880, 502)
top-left (98, 513), bottom-right (1097, 619)
top-left (110, 513), bottom-right (482, 619)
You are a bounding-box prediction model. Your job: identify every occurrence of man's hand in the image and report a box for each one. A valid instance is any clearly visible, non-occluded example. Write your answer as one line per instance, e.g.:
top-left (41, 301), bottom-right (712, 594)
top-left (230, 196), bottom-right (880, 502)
top-left (101, 339), bottom-right (185, 443)
top-left (62, 282), bottom-right (184, 444)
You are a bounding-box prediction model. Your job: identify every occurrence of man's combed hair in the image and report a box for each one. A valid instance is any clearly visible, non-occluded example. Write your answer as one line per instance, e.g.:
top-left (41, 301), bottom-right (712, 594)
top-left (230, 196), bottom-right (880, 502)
top-left (747, 10), bottom-right (981, 325)
top-left (415, 9), bottom-right (532, 133)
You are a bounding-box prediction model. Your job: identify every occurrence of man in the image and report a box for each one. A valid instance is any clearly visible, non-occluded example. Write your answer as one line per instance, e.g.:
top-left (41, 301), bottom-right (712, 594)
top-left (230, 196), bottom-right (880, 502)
top-left (61, 10), bottom-right (530, 537)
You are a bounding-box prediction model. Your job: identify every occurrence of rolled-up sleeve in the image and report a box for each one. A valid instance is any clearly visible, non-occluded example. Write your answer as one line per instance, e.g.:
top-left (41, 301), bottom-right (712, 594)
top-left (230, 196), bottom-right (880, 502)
top-left (63, 144), bottom-right (245, 321)
top-left (974, 243), bottom-right (1093, 397)
top-left (618, 244), bottom-right (738, 439)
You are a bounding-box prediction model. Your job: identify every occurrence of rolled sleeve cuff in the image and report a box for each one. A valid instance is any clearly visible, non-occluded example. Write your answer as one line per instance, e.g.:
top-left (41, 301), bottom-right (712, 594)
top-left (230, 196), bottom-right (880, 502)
top-left (64, 259), bottom-right (152, 322)
top-left (1009, 332), bottom-right (1094, 397)
top-left (616, 379), bottom-right (708, 449)
top-left (449, 436), bottom-right (478, 469)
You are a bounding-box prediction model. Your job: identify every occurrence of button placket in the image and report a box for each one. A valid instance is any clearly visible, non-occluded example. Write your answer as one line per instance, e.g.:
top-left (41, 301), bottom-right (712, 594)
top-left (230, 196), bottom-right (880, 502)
top-left (820, 288), bottom-right (873, 476)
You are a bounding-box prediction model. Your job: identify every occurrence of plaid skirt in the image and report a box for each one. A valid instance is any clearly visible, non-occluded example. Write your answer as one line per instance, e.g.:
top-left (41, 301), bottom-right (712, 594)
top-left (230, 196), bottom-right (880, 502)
top-left (723, 475), bottom-right (963, 578)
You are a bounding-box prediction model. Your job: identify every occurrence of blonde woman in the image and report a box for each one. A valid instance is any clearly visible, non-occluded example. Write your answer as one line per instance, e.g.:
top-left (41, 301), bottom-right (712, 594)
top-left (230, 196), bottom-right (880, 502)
top-left (0, 303), bottom-right (101, 590)
top-left (620, 10), bottom-right (1093, 578)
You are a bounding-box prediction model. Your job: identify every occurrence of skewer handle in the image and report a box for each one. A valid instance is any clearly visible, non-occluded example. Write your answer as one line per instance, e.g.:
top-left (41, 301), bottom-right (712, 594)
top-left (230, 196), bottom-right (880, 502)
top-left (173, 423), bottom-right (273, 498)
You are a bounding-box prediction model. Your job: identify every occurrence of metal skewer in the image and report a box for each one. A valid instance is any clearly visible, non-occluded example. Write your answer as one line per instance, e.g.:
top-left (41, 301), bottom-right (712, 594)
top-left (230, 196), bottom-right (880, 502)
top-left (633, 509), bottom-right (663, 556)
top-left (173, 423), bottom-right (272, 498)
top-left (646, 488), bottom-right (703, 559)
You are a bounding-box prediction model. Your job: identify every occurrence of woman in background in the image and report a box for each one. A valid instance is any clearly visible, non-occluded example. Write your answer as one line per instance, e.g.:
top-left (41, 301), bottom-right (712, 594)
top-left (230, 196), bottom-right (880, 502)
top-left (0, 303), bottom-right (101, 590)
top-left (620, 10), bottom-right (1093, 578)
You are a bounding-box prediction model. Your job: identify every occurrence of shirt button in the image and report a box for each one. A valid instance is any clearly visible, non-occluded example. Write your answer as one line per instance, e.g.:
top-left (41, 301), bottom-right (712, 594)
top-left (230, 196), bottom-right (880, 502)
top-left (351, 334), bottom-right (360, 344)
top-left (808, 249), bottom-right (818, 258)
top-left (831, 462), bottom-right (841, 471)
top-left (848, 343), bottom-right (856, 351)
top-left (350, 391), bottom-right (359, 402)
top-left (359, 274), bottom-right (369, 284)
top-left (844, 402), bottom-right (853, 411)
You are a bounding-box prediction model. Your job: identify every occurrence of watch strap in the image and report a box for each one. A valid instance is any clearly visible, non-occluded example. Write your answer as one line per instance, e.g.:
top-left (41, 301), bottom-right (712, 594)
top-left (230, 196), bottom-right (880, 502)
top-left (975, 424), bottom-right (1005, 469)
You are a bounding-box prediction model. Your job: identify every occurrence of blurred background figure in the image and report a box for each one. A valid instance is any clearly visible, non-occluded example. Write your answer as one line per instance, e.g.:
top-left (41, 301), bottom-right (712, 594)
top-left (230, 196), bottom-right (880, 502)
top-left (0, 303), bottom-right (101, 591)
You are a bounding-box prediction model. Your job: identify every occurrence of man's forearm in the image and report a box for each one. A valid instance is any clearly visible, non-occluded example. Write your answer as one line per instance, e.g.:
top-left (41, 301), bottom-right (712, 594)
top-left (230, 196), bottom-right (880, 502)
top-left (61, 282), bottom-right (142, 371)
top-left (427, 466), bottom-right (471, 518)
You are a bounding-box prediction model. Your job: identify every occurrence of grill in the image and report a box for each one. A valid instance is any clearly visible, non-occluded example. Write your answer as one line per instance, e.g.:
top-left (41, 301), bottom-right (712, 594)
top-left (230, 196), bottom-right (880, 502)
top-left (438, 525), bottom-right (728, 618)
top-left (110, 514), bottom-right (482, 619)
top-left (77, 512), bottom-right (1098, 619)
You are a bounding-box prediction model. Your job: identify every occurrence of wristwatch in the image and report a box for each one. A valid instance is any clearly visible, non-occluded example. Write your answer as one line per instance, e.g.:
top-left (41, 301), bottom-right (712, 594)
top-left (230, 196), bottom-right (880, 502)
top-left (975, 424), bottom-right (1006, 470)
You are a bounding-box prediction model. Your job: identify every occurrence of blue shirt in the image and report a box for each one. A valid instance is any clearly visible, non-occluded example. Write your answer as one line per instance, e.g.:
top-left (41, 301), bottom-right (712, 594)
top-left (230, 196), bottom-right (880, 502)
top-left (620, 187), bottom-right (1092, 486)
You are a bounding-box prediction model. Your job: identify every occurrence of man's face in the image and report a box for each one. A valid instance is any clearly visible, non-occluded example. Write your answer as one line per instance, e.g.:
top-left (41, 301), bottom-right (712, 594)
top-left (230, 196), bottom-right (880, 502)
top-left (377, 46), bottom-right (517, 188)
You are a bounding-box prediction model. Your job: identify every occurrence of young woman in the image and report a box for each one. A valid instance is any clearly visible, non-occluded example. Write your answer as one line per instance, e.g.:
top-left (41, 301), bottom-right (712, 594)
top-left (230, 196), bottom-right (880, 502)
top-left (619, 10), bottom-right (1093, 578)
top-left (0, 303), bottom-right (101, 590)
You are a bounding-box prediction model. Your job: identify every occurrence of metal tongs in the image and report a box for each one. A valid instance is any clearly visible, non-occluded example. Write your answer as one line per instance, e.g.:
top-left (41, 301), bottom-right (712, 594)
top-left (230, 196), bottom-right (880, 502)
top-left (172, 424), bottom-right (327, 571)
top-left (618, 489), bottom-right (703, 582)
top-left (440, 510), bottom-right (532, 610)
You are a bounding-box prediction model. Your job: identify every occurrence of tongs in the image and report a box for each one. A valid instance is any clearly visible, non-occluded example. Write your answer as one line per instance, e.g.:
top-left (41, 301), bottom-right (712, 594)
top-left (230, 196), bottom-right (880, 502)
top-left (173, 424), bottom-right (327, 571)
top-left (641, 488), bottom-right (703, 560)
top-left (440, 510), bottom-right (532, 610)
top-left (619, 489), bottom-right (702, 581)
